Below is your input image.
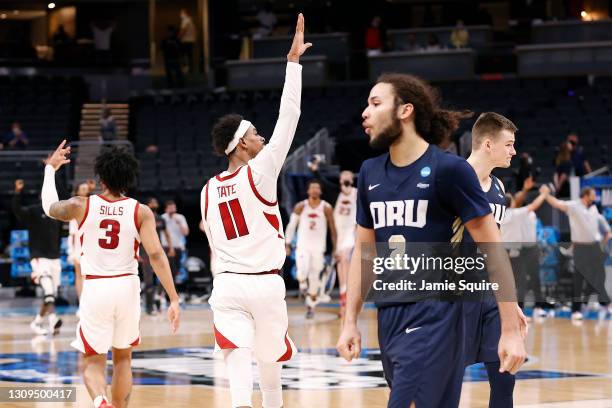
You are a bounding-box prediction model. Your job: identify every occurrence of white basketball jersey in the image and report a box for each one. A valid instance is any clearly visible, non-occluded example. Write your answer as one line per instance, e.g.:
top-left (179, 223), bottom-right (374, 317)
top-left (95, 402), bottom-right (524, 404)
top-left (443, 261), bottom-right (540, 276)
top-left (79, 195), bottom-right (141, 276)
top-left (201, 165), bottom-right (285, 274)
top-left (296, 199), bottom-right (329, 253)
top-left (334, 188), bottom-right (357, 231)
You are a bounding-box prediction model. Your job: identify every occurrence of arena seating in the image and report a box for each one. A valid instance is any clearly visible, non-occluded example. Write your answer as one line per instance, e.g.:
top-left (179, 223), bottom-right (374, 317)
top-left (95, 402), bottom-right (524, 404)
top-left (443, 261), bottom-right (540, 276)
top-left (0, 76), bottom-right (86, 194)
top-left (130, 76), bottom-right (612, 193)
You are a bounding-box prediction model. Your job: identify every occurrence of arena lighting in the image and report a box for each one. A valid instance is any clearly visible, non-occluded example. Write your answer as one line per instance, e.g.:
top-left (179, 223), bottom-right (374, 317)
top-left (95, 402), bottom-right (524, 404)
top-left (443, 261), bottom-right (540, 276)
top-left (48, 2), bottom-right (56, 9)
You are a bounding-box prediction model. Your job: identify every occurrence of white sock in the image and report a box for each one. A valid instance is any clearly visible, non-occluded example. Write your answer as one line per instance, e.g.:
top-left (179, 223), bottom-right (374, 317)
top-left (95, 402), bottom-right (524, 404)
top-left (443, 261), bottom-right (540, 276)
top-left (93, 395), bottom-right (108, 407)
top-left (339, 285), bottom-right (347, 295)
top-left (257, 360), bottom-right (282, 408)
top-left (224, 348), bottom-right (253, 408)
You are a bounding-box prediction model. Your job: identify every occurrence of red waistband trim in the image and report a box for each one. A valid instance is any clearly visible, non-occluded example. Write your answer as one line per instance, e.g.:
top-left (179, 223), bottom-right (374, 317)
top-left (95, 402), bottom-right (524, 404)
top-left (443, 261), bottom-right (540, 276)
top-left (219, 269), bottom-right (280, 276)
top-left (85, 273), bottom-right (137, 280)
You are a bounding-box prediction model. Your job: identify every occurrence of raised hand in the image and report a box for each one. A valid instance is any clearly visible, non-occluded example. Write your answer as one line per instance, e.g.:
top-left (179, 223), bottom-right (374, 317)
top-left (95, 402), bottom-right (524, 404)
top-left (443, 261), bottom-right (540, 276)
top-left (287, 13), bottom-right (313, 63)
top-left (14, 179), bottom-right (24, 193)
top-left (45, 140), bottom-right (71, 171)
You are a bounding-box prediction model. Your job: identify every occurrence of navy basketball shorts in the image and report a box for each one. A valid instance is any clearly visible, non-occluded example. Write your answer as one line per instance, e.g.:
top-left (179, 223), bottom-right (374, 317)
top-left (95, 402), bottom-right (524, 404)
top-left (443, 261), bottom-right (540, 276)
top-left (377, 301), bottom-right (465, 408)
top-left (463, 298), bottom-right (501, 366)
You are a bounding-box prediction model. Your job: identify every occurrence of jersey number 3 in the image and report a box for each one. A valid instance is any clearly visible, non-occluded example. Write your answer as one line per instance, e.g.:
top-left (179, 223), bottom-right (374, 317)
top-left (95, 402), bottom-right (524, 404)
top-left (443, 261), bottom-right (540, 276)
top-left (219, 199), bottom-right (249, 240)
top-left (99, 219), bottom-right (120, 249)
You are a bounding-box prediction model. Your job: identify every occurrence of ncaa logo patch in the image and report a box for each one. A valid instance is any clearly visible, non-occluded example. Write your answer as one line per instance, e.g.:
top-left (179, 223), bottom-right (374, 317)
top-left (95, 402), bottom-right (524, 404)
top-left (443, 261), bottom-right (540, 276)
top-left (420, 166), bottom-right (431, 177)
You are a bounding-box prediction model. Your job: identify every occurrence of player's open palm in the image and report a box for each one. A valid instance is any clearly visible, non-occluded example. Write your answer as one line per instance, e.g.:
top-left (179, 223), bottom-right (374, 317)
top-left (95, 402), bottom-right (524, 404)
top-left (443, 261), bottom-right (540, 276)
top-left (168, 301), bottom-right (181, 334)
top-left (287, 13), bottom-right (312, 62)
top-left (336, 323), bottom-right (362, 362)
top-left (498, 330), bottom-right (527, 375)
top-left (45, 140), bottom-right (71, 171)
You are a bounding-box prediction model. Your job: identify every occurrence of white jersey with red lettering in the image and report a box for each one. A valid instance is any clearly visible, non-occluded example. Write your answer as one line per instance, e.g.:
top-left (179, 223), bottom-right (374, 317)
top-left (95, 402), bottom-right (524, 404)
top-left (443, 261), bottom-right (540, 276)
top-left (296, 199), bottom-right (330, 254)
top-left (201, 165), bottom-right (285, 274)
top-left (334, 188), bottom-right (357, 251)
top-left (78, 194), bottom-right (141, 277)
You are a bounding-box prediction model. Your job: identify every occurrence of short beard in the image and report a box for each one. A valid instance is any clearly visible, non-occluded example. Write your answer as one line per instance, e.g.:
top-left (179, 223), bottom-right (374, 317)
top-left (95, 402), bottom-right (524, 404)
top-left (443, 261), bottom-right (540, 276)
top-left (369, 115), bottom-right (402, 150)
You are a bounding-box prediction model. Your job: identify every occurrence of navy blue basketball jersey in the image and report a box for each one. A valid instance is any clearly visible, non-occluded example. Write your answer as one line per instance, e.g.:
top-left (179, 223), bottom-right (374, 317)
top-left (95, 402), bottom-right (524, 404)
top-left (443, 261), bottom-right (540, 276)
top-left (455, 175), bottom-right (506, 244)
top-left (356, 145), bottom-right (491, 244)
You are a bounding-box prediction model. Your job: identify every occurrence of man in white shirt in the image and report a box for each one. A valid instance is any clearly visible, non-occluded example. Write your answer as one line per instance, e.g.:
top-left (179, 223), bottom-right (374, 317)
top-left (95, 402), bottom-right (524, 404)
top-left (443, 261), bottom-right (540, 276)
top-left (502, 182), bottom-right (550, 317)
top-left (161, 200), bottom-right (189, 281)
top-left (545, 186), bottom-right (612, 320)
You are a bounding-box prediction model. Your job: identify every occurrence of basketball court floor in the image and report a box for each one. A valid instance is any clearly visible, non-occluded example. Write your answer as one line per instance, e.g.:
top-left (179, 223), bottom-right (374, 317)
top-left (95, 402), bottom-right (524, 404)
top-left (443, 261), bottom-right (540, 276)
top-left (1, 298), bottom-right (612, 407)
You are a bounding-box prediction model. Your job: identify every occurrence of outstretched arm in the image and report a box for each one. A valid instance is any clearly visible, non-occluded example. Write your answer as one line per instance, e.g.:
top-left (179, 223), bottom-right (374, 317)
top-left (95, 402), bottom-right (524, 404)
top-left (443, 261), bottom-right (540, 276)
top-left (525, 185), bottom-right (550, 213)
top-left (545, 193), bottom-right (569, 213)
top-left (248, 14), bottom-right (312, 197)
top-left (12, 180), bottom-right (31, 223)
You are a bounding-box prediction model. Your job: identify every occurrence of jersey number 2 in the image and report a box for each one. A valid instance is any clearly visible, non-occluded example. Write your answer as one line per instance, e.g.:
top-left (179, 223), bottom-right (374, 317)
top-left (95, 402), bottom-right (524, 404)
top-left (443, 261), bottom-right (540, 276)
top-left (219, 199), bottom-right (249, 240)
top-left (99, 219), bottom-right (120, 249)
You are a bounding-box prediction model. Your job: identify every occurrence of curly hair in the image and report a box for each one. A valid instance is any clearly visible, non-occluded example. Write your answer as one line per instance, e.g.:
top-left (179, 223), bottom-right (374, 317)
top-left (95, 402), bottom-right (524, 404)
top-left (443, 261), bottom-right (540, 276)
top-left (376, 73), bottom-right (473, 145)
top-left (94, 146), bottom-right (139, 195)
top-left (211, 113), bottom-right (244, 156)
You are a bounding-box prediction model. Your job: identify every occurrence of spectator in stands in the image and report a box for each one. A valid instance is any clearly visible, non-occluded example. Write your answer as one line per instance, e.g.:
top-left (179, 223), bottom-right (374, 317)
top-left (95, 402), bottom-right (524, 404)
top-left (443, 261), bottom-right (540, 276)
top-left (545, 186), bottom-right (611, 320)
top-left (99, 107), bottom-right (117, 142)
top-left (567, 133), bottom-right (592, 176)
top-left (3, 122), bottom-right (29, 150)
top-left (161, 200), bottom-right (189, 282)
top-left (178, 9), bottom-right (196, 73)
top-left (141, 197), bottom-right (173, 315)
top-left (554, 141), bottom-right (573, 197)
top-left (91, 20), bottom-right (115, 65)
top-left (52, 25), bottom-right (71, 61)
top-left (254, 2), bottom-right (278, 38)
top-left (425, 33), bottom-right (442, 51)
top-left (365, 16), bottom-right (386, 56)
top-left (162, 25), bottom-right (185, 88)
top-left (451, 20), bottom-right (469, 48)
top-left (403, 33), bottom-right (422, 52)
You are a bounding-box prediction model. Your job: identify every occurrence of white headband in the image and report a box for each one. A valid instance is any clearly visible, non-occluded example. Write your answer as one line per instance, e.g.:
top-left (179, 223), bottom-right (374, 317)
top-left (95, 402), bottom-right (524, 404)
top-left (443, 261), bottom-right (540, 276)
top-left (224, 120), bottom-right (252, 155)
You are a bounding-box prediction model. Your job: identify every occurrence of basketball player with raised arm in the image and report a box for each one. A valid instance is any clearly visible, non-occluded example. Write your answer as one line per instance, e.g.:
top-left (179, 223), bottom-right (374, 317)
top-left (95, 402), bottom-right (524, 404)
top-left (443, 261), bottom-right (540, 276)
top-left (285, 179), bottom-right (337, 319)
top-left (336, 75), bottom-right (527, 408)
top-left (200, 14), bottom-right (311, 408)
top-left (41, 142), bottom-right (180, 408)
top-left (459, 112), bottom-right (529, 408)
